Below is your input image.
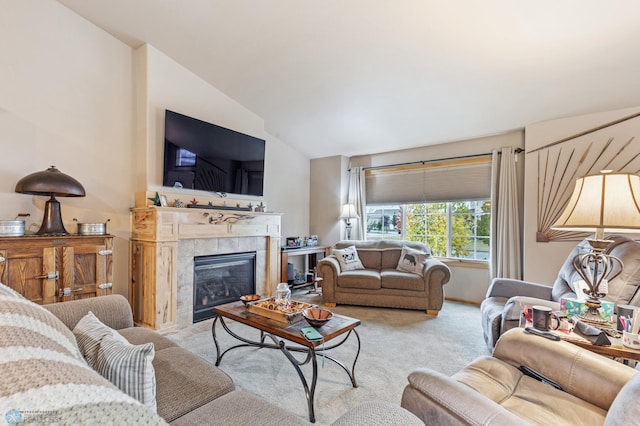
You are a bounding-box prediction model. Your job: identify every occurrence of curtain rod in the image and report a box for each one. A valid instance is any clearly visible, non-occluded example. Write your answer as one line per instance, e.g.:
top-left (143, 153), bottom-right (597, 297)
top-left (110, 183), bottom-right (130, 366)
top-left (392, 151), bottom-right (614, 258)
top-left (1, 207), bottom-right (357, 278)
top-left (527, 111), bottom-right (640, 154)
top-left (351, 148), bottom-right (524, 172)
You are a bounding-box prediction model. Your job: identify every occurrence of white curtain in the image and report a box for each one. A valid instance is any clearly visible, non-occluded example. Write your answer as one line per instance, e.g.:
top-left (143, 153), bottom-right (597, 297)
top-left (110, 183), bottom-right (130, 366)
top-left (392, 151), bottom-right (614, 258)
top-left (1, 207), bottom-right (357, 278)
top-left (490, 147), bottom-right (522, 280)
top-left (348, 167), bottom-right (366, 240)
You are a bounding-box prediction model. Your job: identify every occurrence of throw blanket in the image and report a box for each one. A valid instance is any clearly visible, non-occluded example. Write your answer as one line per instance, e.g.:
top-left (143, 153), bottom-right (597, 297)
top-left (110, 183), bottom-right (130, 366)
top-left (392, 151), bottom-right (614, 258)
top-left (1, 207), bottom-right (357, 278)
top-left (0, 283), bottom-right (165, 425)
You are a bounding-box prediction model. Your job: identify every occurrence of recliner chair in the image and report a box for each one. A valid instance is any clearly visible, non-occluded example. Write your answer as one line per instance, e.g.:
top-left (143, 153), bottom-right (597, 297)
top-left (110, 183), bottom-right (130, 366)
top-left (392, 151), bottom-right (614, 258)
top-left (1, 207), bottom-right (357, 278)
top-left (480, 235), bottom-right (640, 349)
top-left (401, 328), bottom-right (639, 425)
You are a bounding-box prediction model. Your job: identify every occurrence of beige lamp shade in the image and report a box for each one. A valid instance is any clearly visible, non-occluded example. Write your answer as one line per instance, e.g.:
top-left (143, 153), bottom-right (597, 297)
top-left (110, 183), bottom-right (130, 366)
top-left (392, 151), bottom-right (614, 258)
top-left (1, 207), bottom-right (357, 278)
top-left (552, 172), bottom-right (640, 240)
top-left (339, 204), bottom-right (360, 220)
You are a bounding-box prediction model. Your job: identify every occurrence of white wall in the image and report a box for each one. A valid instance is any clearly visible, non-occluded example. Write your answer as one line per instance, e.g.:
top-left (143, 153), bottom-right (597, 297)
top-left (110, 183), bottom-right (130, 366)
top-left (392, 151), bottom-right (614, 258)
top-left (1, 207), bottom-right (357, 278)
top-left (0, 0), bottom-right (135, 295)
top-left (523, 106), bottom-right (640, 285)
top-left (136, 44), bottom-right (310, 239)
top-left (0, 1), bottom-right (310, 298)
top-left (310, 155), bottom-right (349, 246)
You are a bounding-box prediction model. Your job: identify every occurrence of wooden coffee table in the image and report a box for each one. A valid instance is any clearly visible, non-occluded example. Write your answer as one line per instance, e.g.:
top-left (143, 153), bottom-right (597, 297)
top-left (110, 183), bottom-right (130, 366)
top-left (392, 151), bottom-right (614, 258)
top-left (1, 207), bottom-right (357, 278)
top-left (212, 301), bottom-right (361, 423)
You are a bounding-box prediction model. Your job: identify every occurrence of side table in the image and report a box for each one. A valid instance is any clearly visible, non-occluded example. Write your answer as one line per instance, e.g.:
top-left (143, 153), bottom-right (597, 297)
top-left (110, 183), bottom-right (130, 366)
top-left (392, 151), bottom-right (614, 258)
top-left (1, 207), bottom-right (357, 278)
top-left (280, 246), bottom-right (330, 289)
top-left (559, 332), bottom-right (640, 363)
top-left (522, 321), bottom-right (640, 363)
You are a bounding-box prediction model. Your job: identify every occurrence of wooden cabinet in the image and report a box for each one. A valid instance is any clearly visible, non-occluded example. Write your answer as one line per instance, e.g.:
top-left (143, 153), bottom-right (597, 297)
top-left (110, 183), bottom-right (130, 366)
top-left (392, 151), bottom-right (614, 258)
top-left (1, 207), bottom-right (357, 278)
top-left (0, 235), bottom-right (114, 304)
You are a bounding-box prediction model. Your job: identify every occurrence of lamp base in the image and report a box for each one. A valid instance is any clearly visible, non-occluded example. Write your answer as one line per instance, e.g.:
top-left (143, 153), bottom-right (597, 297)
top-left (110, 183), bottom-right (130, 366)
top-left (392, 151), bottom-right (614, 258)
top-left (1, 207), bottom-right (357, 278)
top-left (344, 220), bottom-right (353, 240)
top-left (577, 311), bottom-right (612, 326)
top-left (36, 195), bottom-right (69, 235)
top-left (577, 298), bottom-right (613, 326)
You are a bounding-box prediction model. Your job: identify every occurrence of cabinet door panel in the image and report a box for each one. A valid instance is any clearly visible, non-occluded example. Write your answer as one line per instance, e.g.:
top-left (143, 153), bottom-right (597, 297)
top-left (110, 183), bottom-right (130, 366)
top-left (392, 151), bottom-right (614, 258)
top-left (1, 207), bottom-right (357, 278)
top-left (0, 248), bottom-right (52, 304)
top-left (61, 243), bottom-right (111, 300)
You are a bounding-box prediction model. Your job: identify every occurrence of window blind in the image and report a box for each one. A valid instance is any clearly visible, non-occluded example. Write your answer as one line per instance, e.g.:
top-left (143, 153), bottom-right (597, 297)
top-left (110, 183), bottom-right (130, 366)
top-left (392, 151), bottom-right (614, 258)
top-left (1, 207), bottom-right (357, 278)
top-left (365, 157), bottom-right (492, 205)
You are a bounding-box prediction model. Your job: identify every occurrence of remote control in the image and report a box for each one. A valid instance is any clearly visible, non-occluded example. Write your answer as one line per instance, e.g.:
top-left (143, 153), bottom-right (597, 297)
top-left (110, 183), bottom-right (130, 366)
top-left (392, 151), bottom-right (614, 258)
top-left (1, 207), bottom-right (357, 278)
top-left (524, 327), bottom-right (561, 341)
top-left (519, 365), bottom-right (563, 391)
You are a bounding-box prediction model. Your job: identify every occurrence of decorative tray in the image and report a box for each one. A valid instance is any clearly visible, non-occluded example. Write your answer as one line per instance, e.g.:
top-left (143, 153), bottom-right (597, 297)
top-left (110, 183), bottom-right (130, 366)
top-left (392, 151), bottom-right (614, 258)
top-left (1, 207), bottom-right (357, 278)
top-left (246, 297), bottom-right (317, 324)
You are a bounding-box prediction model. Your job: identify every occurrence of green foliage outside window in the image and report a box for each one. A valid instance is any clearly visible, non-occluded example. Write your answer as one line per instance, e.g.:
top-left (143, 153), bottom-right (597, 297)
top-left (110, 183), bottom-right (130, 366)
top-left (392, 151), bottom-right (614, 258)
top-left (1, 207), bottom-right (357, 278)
top-left (368, 200), bottom-right (490, 260)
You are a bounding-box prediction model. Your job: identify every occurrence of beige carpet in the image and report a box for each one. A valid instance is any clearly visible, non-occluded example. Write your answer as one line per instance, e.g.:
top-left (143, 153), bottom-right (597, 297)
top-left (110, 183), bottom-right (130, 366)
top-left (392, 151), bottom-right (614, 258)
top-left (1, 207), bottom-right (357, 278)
top-left (168, 290), bottom-right (490, 425)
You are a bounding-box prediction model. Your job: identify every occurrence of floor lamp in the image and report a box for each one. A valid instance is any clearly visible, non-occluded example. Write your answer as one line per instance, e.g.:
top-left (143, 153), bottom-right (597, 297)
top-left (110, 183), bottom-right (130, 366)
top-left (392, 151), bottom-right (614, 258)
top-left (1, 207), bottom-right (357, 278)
top-left (552, 171), bottom-right (640, 324)
top-left (340, 204), bottom-right (360, 240)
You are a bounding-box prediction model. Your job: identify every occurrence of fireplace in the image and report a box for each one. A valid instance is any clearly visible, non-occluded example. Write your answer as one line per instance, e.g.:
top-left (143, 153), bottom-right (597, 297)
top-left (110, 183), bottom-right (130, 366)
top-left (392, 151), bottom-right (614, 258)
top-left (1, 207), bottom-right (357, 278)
top-left (193, 251), bottom-right (256, 323)
top-left (130, 204), bottom-right (280, 332)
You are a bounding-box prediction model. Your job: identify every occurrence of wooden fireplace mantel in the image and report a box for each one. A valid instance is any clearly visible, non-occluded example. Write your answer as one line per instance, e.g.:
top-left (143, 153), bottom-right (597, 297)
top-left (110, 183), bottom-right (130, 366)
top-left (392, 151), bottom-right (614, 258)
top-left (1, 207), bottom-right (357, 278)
top-left (130, 206), bottom-right (282, 333)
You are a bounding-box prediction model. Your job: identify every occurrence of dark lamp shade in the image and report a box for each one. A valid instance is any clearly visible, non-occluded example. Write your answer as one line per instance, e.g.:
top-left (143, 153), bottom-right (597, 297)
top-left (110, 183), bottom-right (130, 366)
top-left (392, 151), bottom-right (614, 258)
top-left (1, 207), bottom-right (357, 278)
top-left (15, 166), bottom-right (85, 197)
top-left (15, 166), bottom-right (85, 235)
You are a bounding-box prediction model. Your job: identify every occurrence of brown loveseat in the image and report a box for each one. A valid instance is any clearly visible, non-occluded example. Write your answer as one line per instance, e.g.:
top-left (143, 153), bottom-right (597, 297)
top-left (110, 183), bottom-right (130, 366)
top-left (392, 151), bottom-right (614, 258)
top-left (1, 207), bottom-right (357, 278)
top-left (317, 240), bottom-right (451, 315)
top-left (0, 284), bottom-right (421, 425)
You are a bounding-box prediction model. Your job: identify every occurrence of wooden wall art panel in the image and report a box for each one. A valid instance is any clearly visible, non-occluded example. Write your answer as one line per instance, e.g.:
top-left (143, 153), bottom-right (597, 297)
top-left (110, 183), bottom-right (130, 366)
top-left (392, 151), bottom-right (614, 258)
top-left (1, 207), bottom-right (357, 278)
top-left (530, 112), bottom-right (640, 242)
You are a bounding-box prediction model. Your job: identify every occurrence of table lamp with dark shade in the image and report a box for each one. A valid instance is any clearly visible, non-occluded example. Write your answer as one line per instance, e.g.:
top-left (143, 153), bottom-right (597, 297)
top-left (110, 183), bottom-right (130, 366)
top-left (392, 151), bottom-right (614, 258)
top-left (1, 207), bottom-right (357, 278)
top-left (552, 171), bottom-right (640, 324)
top-left (15, 166), bottom-right (86, 235)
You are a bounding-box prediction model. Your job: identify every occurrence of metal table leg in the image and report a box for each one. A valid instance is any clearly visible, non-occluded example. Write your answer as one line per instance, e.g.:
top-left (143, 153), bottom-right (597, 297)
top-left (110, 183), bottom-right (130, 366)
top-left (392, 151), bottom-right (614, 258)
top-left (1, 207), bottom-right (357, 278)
top-left (211, 316), bottom-right (360, 423)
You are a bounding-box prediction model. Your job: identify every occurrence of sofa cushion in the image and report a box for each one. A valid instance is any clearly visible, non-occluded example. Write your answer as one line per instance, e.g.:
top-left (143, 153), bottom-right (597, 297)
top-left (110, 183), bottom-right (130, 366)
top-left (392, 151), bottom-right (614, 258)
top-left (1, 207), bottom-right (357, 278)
top-left (337, 269), bottom-right (381, 290)
top-left (0, 283), bottom-right (165, 425)
top-left (381, 248), bottom-right (403, 270)
top-left (381, 270), bottom-right (425, 291)
top-left (170, 390), bottom-right (309, 426)
top-left (119, 326), bottom-right (179, 351)
top-left (73, 311), bottom-right (157, 412)
top-left (43, 293), bottom-right (134, 331)
top-left (454, 356), bottom-right (607, 425)
top-left (332, 245), bottom-right (365, 271)
top-left (153, 346), bottom-right (235, 422)
top-left (356, 249), bottom-right (382, 270)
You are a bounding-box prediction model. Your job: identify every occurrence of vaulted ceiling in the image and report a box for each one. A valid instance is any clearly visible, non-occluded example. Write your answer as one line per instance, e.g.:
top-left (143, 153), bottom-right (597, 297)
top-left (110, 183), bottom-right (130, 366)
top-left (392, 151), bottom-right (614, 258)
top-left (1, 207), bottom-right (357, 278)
top-left (58, 1), bottom-right (640, 159)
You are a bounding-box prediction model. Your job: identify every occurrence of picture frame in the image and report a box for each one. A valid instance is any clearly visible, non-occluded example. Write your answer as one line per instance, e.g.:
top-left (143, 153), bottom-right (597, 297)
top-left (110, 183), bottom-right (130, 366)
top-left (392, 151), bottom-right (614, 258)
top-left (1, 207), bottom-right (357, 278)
top-left (159, 195), bottom-right (168, 207)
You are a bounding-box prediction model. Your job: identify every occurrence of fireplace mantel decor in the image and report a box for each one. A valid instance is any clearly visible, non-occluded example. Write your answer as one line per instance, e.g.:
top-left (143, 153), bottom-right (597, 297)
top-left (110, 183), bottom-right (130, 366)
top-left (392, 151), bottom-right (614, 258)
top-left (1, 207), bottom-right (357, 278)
top-left (130, 205), bottom-right (281, 333)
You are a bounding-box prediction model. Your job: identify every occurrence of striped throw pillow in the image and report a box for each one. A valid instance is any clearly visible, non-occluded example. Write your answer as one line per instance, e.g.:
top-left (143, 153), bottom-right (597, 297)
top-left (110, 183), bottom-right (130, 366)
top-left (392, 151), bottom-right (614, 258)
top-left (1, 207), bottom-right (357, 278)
top-left (73, 312), bottom-right (157, 412)
top-left (0, 283), bottom-right (165, 424)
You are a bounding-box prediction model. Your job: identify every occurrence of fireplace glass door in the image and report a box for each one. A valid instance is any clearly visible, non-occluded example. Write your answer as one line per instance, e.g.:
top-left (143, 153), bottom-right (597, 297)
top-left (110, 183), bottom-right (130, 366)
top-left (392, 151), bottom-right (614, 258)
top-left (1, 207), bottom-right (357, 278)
top-left (193, 251), bottom-right (256, 322)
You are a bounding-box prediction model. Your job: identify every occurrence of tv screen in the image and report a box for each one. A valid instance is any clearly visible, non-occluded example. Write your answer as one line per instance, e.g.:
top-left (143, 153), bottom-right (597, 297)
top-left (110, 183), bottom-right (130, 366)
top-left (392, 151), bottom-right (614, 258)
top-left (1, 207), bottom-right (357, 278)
top-left (163, 110), bottom-right (265, 196)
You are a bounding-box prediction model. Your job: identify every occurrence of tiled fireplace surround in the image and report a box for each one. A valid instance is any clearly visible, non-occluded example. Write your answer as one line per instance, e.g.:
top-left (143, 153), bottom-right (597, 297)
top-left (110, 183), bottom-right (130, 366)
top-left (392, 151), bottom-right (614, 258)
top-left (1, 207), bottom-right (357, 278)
top-left (177, 237), bottom-right (267, 327)
top-left (130, 204), bottom-right (281, 334)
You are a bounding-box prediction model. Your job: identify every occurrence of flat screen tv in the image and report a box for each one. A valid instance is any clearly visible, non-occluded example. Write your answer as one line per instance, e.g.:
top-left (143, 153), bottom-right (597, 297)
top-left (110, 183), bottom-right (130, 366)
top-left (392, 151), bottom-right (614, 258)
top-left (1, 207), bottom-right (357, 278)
top-left (163, 110), bottom-right (265, 196)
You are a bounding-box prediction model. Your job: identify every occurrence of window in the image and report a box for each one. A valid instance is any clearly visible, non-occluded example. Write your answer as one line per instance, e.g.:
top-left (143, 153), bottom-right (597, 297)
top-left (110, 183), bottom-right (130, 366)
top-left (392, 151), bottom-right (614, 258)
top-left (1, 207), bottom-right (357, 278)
top-left (366, 200), bottom-right (490, 260)
top-left (366, 205), bottom-right (403, 241)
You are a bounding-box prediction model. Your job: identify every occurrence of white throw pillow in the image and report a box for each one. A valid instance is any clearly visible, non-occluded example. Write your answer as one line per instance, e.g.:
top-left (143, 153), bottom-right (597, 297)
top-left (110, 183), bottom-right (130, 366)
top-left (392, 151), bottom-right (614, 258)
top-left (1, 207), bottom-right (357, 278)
top-left (396, 246), bottom-right (429, 276)
top-left (73, 311), bottom-right (157, 413)
top-left (333, 245), bottom-right (365, 271)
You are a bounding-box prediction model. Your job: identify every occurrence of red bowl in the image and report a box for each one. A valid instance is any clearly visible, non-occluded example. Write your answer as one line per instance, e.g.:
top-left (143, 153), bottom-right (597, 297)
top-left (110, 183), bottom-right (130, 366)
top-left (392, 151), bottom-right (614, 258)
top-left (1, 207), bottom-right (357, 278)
top-left (303, 308), bottom-right (333, 327)
top-left (240, 294), bottom-right (261, 306)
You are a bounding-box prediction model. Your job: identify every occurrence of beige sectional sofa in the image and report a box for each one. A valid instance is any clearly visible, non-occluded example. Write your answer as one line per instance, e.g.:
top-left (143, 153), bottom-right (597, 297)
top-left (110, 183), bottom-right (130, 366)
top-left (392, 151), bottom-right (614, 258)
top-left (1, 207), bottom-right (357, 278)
top-left (317, 240), bottom-right (451, 314)
top-left (0, 283), bottom-right (421, 425)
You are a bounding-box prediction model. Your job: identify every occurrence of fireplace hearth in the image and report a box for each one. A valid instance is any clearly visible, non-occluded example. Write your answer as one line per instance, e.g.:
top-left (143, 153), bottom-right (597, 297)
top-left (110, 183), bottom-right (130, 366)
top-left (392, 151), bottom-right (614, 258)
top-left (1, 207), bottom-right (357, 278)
top-left (193, 252), bottom-right (256, 322)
